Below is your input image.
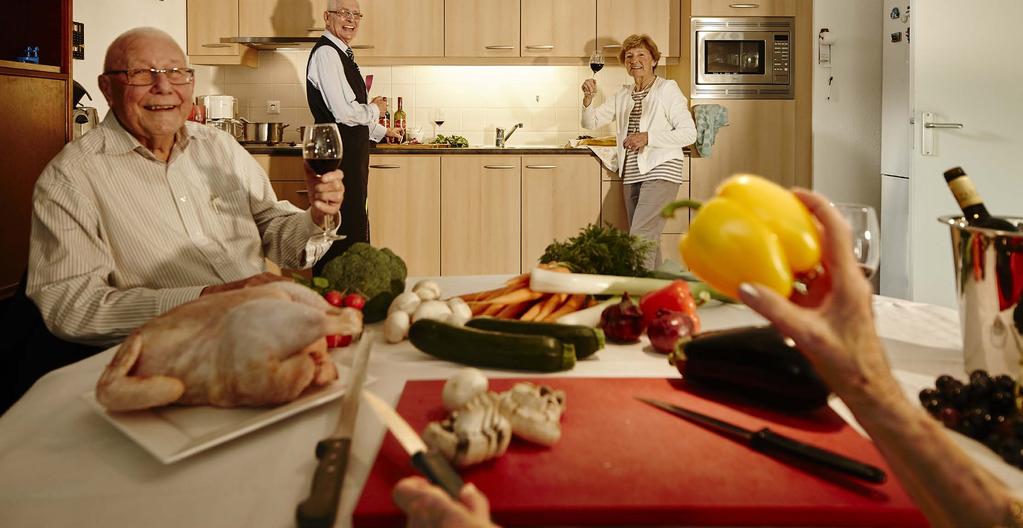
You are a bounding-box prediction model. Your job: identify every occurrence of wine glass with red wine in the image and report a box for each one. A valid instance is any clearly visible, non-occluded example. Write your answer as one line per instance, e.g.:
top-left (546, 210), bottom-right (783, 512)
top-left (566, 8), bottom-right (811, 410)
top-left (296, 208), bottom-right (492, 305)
top-left (589, 50), bottom-right (605, 78)
top-left (303, 123), bottom-right (345, 242)
top-left (835, 203), bottom-right (880, 278)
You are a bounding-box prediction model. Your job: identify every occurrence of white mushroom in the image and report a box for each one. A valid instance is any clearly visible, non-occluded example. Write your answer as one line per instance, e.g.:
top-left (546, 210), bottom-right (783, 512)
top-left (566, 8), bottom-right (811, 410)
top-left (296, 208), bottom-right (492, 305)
top-left (442, 368), bottom-right (489, 411)
top-left (412, 280), bottom-right (442, 301)
top-left (412, 300), bottom-right (452, 323)
top-left (445, 311), bottom-right (471, 327)
top-left (422, 392), bottom-right (511, 467)
top-left (497, 382), bottom-right (566, 446)
top-left (383, 310), bottom-right (411, 344)
top-left (388, 291), bottom-right (421, 316)
top-left (447, 298), bottom-right (473, 321)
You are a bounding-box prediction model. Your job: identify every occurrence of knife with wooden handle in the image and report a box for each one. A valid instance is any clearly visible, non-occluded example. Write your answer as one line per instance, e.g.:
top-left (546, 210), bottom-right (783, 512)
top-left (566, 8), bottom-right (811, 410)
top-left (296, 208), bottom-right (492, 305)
top-left (296, 329), bottom-right (376, 528)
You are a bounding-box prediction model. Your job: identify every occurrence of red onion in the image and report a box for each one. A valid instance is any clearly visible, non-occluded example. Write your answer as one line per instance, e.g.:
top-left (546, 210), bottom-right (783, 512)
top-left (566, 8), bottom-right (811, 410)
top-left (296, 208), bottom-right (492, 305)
top-left (599, 293), bottom-right (646, 343)
top-left (647, 308), bottom-right (696, 354)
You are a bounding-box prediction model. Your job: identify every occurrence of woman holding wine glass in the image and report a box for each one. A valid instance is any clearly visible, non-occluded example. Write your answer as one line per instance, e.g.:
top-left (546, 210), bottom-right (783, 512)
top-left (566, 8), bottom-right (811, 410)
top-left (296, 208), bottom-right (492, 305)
top-left (581, 34), bottom-right (697, 271)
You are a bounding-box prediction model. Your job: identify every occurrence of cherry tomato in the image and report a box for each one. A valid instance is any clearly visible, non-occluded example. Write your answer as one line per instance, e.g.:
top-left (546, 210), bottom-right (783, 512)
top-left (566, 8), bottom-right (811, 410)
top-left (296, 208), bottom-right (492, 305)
top-left (342, 293), bottom-right (366, 310)
top-left (323, 290), bottom-right (344, 307)
top-left (326, 334), bottom-right (352, 348)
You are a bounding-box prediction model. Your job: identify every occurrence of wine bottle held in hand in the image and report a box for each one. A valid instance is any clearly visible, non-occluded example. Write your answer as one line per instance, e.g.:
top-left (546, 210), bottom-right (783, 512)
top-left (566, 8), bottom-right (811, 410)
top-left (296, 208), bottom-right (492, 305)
top-left (303, 124), bottom-right (345, 242)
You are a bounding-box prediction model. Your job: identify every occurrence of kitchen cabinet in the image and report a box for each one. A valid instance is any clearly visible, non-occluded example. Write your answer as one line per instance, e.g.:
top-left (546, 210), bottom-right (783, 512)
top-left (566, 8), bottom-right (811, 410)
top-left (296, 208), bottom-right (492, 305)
top-left (367, 156), bottom-right (442, 276)
top-left (521, 156), bottom-right (602, 270)
top-left (690, 0), bottom-right (798, 17)
top-left (441, 156), bottom-right (521, 275)
top-left (239, 0), bottom-right (325, 38)
top-left (520, 0), bottom-right (597, 58)
top-left (597, 0), bottom-right (677, 59)
top-left (689, 99), bottom-right (795, 201)
top-left (252, 155), bottom-right (311, 209)
top-left (445, 0), bottom-right (521, 58)
top-left (354, 0), bottom-right (444, 57)
top-left (187, 0), bottom-right (257, 66)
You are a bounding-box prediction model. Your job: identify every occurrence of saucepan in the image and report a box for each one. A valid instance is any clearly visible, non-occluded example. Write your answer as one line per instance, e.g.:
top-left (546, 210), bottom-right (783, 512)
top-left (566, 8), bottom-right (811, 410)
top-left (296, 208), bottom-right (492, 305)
top-left (942, 215), bottom-right (1023, 378)
top-left (239, 119), bottom-right (290, 144)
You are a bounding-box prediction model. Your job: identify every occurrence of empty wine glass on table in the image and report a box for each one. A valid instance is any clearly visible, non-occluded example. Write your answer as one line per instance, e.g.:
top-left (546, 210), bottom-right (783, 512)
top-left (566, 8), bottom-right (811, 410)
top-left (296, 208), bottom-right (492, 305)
top-left (303, 123), bottom-right (345, 242)
top-left (834, 203), bottom-right (880, 278)
top-left (589, 50), bottom-right (605, 78)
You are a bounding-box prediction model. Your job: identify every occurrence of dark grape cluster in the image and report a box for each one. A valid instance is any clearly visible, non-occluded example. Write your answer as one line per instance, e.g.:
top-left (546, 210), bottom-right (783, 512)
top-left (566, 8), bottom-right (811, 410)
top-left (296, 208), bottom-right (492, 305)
top-left (919, 370), bottom-right (1023, 467)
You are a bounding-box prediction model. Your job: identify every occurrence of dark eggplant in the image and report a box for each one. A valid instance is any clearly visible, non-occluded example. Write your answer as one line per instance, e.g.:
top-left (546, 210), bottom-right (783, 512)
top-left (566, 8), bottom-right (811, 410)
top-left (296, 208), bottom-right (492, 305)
top-left (669, 325), bottom-right (831, 412)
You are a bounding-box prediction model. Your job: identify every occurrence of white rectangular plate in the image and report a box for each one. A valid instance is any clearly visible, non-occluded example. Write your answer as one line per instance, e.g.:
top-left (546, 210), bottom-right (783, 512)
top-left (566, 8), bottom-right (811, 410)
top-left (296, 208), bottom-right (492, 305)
top-left (82, 363), bottom-right (374, 464)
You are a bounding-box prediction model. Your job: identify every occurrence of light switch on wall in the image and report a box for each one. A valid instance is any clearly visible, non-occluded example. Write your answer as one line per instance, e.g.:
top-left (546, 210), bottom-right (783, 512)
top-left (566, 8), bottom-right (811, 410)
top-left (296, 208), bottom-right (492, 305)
top-left (266, 100), bottom-right (281, 114)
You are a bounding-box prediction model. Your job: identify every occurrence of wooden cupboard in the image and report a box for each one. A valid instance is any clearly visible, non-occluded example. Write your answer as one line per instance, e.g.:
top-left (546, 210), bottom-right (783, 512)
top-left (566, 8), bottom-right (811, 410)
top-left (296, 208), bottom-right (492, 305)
top-left (690, 0), bottom-right (798, 17)
top-left (187, 0), bottom-right (257, 66)
top-left (520, 0), bottom-right (597, 58)
top-left (689, 99), bottom-right (795, 201)
top-left (440, 156), bottom-right (522, 275)
top-left (445, 0), bottom-right (521, 58)
top-left (367, 156), bottom-right (442, 276)
top-left (239, 0), bottom-right (323, 38)
top-left (354, 0), bottom-right (444, 57)
top-left (521, 156), bottom-right (602, 270)
top-left (597, 0), bottom-right (678, 59)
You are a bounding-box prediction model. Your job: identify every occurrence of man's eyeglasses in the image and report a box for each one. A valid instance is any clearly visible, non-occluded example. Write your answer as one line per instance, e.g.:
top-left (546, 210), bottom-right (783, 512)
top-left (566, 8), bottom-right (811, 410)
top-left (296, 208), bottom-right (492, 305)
top-left (327, 8), bottom-right (364, 21)
top-left (103, 68), bottom-right (195, 86)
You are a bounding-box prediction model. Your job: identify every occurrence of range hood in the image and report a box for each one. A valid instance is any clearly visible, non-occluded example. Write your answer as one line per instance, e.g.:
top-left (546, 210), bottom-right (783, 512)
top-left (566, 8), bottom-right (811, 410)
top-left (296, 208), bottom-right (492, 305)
top-left (220, 36), bottom-right (319, 50)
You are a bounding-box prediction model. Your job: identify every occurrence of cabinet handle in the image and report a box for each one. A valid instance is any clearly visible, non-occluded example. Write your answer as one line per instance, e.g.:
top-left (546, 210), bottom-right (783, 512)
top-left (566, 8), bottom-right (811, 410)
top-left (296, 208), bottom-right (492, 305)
top-left (525, 45), bottom-right (555, 50)
top-left (602, 44), bottom-right (622, 49)
top-left (525, 165), bottom-right (558, 170)
top-left (295, 190), bottom-right (309, 195)
top-left (729, 3), bottom-right (761, 7)
top-left (202, 43), bottom-right (231, 48)
top-left (307, 27), bottom-right (325, 31)
top-left (370, 164), bottom-right (402, 169)
top-left (485, 45), bottom-right (516, 50)
top-left (351, 44), bottom-right (375, 50)
top-left (483, 165), bottom-right (517, 170)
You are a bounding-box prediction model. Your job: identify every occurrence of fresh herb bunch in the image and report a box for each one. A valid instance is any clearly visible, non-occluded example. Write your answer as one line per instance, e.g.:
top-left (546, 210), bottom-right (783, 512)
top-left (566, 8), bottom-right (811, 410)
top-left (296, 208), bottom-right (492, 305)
top-left (430, 134), bottom-right (469, 148)
top-left (540, 223), bottom-right (655, 277)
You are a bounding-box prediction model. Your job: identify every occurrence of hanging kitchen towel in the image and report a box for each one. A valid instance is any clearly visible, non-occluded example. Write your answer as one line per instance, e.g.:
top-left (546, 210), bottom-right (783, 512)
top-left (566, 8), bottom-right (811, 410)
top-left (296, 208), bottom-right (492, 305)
top-left (694, 104), bottom-right (729, 158)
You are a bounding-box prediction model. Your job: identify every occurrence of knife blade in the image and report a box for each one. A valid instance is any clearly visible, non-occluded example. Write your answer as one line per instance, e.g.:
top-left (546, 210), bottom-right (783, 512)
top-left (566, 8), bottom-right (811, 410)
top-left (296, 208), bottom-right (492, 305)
top-left (296, 329), bottom-right (376, 528)
top-left (636, 397), bottom-right (887, 484)
top-left (363, 390), bottom-right (465, 499)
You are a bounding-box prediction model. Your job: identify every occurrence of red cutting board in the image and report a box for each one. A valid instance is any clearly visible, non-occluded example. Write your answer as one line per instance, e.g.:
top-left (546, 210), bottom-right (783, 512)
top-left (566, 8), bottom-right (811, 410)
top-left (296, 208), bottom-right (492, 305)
top-left (353, 378), bottom-right (926, 527)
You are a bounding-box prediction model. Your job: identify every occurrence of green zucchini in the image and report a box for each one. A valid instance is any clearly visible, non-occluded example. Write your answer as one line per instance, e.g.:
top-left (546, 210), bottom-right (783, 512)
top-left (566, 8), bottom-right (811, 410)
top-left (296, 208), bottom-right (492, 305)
top-left (409, 319), bottom-right (576, 372)
top-left (464, 318), bottom-right (605, 359)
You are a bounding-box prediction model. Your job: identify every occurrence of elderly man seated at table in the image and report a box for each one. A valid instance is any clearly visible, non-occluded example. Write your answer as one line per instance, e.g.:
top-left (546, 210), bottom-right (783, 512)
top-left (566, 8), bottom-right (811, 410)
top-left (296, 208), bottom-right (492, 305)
top-left (22, 28), bottom-right (344, 353)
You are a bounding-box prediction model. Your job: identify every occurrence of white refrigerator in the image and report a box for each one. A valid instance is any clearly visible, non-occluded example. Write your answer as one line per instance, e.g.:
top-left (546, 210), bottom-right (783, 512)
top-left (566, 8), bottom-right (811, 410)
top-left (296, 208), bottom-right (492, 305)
top-left (879, 0), bottom-right (912, 300)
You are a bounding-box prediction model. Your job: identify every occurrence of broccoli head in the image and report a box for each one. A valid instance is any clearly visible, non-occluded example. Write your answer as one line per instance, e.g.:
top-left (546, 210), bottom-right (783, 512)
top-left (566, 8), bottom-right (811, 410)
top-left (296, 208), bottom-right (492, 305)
top-left (320, 243), bottom-right (407, 323)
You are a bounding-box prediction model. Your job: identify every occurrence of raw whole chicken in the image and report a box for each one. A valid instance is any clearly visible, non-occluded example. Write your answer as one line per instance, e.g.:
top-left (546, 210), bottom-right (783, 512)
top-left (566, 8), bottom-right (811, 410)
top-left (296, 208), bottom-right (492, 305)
top-left (96, 282), bottom-right (362, 411)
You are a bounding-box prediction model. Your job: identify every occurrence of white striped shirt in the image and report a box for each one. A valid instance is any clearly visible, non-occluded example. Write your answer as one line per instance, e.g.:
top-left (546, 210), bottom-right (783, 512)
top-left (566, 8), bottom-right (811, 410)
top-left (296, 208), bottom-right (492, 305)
top-left (27, 113), bottom-right (331, 346)
top-left (622, 85), bottom-right (685, 185)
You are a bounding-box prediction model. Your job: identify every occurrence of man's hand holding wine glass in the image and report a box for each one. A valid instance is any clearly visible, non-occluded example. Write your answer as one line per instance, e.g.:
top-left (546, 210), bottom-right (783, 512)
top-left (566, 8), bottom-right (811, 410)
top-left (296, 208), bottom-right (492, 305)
top-left (302, 162), bottom-right (344, 230)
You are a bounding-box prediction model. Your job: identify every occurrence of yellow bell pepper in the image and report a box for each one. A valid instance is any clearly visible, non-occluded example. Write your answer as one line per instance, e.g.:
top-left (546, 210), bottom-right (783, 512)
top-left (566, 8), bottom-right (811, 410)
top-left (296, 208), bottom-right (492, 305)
top-left (662, 174), bottom-right (821, 299)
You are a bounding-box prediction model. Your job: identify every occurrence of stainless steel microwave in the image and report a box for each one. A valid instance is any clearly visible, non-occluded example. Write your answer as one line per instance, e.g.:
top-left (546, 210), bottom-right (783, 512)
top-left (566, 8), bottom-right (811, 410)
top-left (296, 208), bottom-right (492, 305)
top-left (692, 17), bottom-right (794, 99)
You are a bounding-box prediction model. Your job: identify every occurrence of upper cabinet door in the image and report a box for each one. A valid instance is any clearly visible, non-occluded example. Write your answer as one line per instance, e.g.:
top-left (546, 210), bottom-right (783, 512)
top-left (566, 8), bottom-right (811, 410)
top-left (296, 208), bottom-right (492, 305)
top-left (596, 0), bottom-right (675, 59)
top-left (239, 0), bottom-right (323, 37)
top-left (690, 0), bottom-right (797, 17)
top-left (446, 0), bottom-right (521, 57)
top-left (521, 0), bottom-right (597, 58)
top-left (187, 0), bottom-right (257, 66)
top-left (356, 0), bottom-right (444, 57)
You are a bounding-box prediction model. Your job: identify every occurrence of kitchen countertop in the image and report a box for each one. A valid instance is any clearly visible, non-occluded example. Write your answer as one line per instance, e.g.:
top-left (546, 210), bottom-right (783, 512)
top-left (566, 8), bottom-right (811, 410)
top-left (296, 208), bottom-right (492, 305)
top-left (0, 276), bottom-right (993, 527)
top-left (244, 144), bottom-right (595, 156)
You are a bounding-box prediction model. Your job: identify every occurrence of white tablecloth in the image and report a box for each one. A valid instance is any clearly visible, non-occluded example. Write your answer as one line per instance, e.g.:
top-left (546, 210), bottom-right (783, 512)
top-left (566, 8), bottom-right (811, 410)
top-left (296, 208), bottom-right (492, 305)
top-left (0, 276), bottom-right (1014, 527)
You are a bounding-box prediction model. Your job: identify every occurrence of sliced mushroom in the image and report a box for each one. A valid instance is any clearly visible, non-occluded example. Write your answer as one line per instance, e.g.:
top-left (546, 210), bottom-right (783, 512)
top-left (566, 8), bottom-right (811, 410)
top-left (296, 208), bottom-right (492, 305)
top-left (422, 392), bottom-right (511, 467)
top-left (497, 382), bottom-right (566, 446)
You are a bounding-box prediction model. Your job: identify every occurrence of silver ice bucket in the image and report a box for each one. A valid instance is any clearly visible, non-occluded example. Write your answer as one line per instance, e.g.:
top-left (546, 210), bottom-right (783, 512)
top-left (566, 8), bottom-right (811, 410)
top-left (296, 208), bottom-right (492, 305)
top-left (941, 215), bottom-right (1023, 378)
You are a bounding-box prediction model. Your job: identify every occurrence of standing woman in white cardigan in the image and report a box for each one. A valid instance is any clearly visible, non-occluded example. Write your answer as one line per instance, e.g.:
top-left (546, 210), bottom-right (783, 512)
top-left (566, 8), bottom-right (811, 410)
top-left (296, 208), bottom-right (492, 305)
top-left (581, 34), bottom-right (697, 270)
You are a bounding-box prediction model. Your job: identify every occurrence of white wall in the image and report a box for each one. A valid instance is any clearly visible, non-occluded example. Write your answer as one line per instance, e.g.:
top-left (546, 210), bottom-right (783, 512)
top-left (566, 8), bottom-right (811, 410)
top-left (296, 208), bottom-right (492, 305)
top-left (811, 0), bottom-right (883, 210)
top-left (72, 0), bottom-right (215, 117)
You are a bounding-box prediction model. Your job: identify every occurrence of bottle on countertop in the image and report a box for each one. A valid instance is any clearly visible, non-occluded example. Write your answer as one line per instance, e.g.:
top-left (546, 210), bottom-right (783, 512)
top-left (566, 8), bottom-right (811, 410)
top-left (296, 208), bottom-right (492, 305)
top-left (393, 97), bottom-right (407, 144)
top-left (943, 167), bottom-right (1018, 231)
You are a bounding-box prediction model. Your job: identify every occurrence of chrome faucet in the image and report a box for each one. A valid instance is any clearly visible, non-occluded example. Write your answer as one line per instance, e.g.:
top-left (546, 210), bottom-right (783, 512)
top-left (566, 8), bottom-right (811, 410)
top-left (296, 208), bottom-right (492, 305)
top-left (495, 123), bottom-right (524, 147)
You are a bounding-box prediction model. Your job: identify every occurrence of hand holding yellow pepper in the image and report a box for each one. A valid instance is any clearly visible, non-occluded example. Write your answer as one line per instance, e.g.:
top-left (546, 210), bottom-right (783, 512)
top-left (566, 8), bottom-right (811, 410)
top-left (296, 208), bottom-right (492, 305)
top-left (662, 174), bottom-right (821, 299)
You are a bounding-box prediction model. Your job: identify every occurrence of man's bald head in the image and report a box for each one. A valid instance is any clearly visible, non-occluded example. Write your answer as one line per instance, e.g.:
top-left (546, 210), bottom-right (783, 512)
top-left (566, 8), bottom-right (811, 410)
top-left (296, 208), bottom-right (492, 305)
top-left (103, 27), bottom-right (183, 71)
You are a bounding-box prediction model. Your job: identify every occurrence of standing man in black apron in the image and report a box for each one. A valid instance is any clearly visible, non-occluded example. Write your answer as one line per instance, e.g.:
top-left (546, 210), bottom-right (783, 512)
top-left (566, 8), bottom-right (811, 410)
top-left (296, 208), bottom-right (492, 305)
top-left (306, 0), bottom-right (400, 273)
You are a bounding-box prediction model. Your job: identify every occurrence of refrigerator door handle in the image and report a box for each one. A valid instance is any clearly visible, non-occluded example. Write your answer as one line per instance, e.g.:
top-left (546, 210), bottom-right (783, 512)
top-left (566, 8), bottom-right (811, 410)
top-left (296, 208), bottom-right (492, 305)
top-left (922, 112), bottom-right (964, 156)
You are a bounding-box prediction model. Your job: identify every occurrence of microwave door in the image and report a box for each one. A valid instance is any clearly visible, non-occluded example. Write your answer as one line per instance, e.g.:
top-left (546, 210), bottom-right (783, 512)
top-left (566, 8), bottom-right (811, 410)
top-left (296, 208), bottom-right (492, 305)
top-left (697, 31), bottom-right (773, 85)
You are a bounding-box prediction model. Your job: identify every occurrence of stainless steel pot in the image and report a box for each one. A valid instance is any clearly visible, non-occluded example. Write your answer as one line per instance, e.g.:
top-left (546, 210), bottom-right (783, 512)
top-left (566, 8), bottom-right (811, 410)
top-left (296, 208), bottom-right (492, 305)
top-left (942, 215), bottom-right (1023, 378)
top-left (242, 122), bottom-right (289, 144)
top-left (208, 118), bottom-right (244, 141)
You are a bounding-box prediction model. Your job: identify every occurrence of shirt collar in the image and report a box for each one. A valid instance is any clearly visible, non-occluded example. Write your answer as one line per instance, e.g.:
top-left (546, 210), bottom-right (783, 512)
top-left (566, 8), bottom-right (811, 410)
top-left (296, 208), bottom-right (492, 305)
top-left (323, 30), bottom-right (352, 54)
top-left (99, 110), bottom-right (195, 159)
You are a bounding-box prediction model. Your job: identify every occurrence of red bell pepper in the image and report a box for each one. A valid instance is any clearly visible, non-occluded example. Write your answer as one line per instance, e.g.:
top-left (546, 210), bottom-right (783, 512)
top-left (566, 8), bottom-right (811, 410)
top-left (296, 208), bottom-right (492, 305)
top-left (639, 280), bottom-right (701, 333)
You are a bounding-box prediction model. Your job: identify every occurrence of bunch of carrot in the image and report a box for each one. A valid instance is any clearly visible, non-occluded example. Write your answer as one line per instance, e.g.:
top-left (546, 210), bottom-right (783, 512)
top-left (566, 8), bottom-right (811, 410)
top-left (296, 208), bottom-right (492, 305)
top-left (459, 265), bottom-right (594, 322)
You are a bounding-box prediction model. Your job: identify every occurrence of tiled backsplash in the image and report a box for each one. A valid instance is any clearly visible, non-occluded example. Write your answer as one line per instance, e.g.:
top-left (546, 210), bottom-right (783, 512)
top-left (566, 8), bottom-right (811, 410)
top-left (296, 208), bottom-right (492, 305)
top-left (203, 51), bottom-right (635, 145)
